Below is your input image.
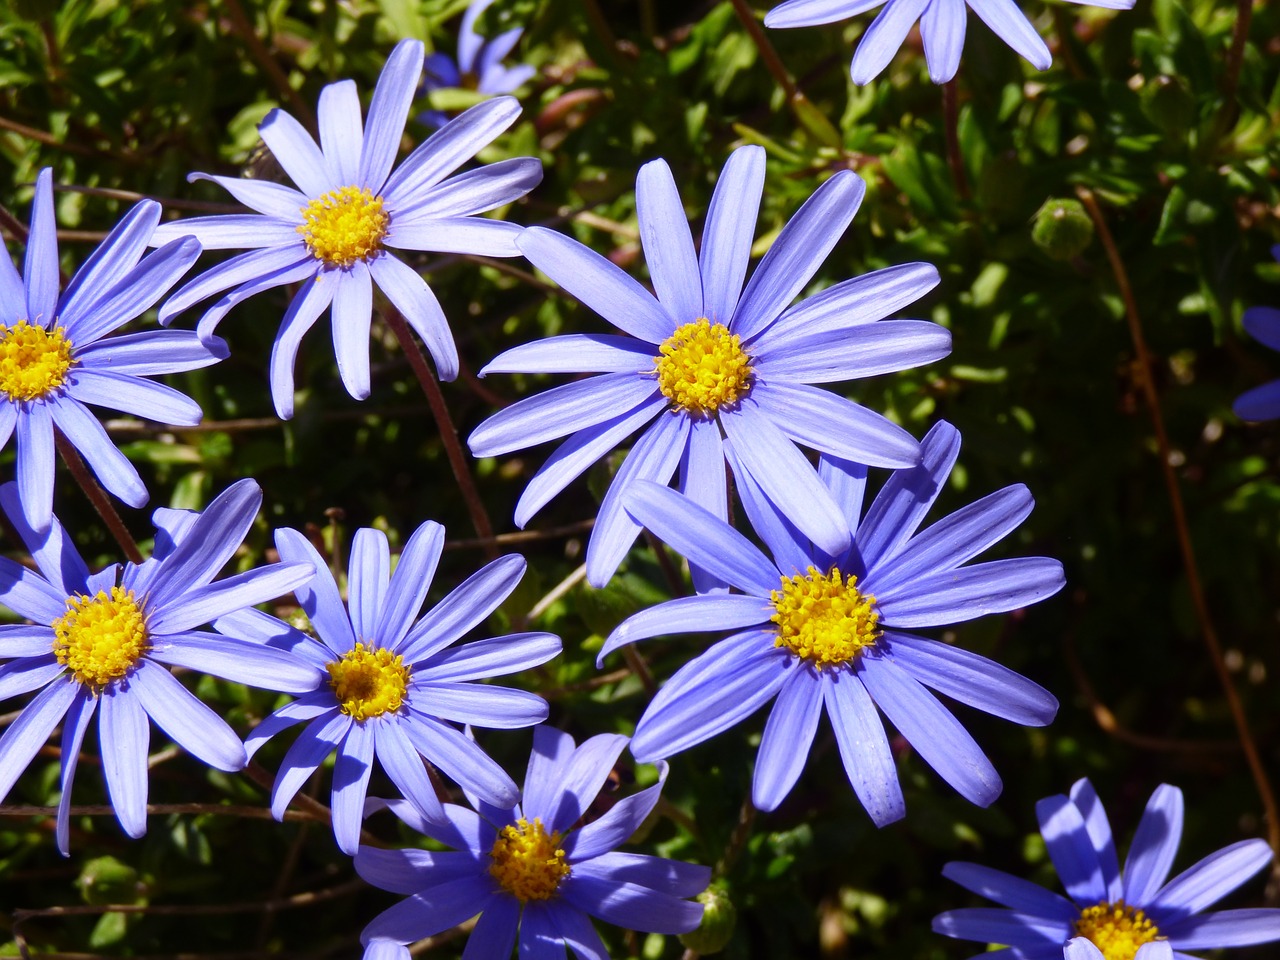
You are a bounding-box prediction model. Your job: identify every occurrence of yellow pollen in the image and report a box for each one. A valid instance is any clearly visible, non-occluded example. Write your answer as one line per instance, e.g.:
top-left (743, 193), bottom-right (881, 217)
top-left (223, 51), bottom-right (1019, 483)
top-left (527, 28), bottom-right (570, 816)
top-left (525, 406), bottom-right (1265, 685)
top-left (52, 587), bottom-right (149, 689)
top-left (0, 320), bottom-right (74, 402)
top-left (1074, 902), bottom-right (1162, 960)
top-left (297, 186), bottom-right (389, 267)
top-left (771, 566), bottom-right (879, 668)
top-left (488, 817), bottom-right (570, 902)
top-left (326, 642), bottom-right (410, 721)
top-left (653, 318), bottom-right (753, 416)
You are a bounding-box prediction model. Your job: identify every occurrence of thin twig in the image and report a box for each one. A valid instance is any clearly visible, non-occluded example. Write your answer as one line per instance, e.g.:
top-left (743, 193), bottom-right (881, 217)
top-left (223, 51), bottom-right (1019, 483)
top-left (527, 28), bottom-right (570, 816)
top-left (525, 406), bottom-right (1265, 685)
top-left (714, 796), bottom-right (756, 879)
top-left (1076, 186), bottom-right (1280, 865)
top-left (1220, 0), bottom-right (1254, 128)
top-left (54, 432), bottom-right (144, 564)
top-left (381, 307), bottom-right (497, 558)
top-left (523, 562), bottom-right (588, 626)
top-left (941, 80), bottom-right (970, 201)
top-left (0, 802), bottom-right (323, 823)
top-left (728, 0), bottom-right (798, 101)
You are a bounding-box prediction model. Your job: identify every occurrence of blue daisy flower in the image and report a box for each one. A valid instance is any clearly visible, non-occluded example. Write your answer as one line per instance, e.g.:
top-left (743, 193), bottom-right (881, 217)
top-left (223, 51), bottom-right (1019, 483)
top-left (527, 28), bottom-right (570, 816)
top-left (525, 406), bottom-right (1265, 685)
top-left (0, 479), bottom-right (319, 854)
top-left (600, 420), bottom-right (1062, 819)
top-left (469, 145), bottom-right (949, 588)
top-left (765, 0), bottom-right (1134, 85)
top-left (935, 777), bottom-right (1280, 959)
top-left (420, 0), bottom-right (537, 128)
top-left (0, 167), bottom-right (222, 532)
top-left (354, 725), bottom-right (711, 959)
top-left (1234, 246), bottom-right (1280, 421)
top-left (151, 39), bottom-right (542, 419)
top-left (218, 521), bottom-right (561, 854)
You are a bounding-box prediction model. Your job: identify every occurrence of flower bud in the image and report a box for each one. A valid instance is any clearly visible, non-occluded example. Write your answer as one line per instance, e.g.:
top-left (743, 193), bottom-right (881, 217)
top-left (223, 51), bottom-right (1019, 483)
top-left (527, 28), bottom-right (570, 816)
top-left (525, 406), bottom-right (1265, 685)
top-left (1031, 199), bottom-right (1093, 261)
top-left (679, 882), bottom-right (737, 955)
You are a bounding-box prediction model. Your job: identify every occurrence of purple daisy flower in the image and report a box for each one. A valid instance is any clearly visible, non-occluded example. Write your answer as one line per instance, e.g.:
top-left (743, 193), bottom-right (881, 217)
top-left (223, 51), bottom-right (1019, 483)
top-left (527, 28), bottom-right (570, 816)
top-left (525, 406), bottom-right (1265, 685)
top-left (1234, 246), bottom-right (1280, 421)
top-left (765, 0), bottom-right (1134, 85)
top-left (935, 777), bottom-right (1280, 959)
top-left (0, 167), bottom-right (222, 532)
top-left (219, 521), bottom-right (561, 854)
top-left (419, 0), bottom-right (537, 128)
top-left (354, 725), bottom-right (711, 959)
top-left (600, 420), bottom-right (1063, 819)
top-left (469, 145), bottom-right (949, 588)
top-left (151, 39), bottom-right (541, 419)
top-left (0, 479), bottom-right (319, 854)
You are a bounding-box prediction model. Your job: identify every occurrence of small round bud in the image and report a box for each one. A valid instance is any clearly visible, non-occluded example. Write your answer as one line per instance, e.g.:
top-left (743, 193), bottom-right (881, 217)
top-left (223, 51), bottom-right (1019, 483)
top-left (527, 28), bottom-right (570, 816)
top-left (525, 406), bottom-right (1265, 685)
top-left (1031, 199), bottom-right (1094, 261)
top-left (679, 882), bottom-right (737, 955)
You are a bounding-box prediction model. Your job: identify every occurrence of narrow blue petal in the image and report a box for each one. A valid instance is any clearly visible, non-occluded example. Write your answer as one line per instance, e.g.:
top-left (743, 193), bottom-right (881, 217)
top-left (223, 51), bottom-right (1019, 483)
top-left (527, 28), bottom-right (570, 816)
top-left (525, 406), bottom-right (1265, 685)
top-left (388, 217), bottom-right (522, 257)
top-left (753, 669), bottom-right (823, 811)
top-left (0, 677), bottom-right (76, 803)
top-left (1234, 380), bottom-right (1280, 421)
top-left (398, 554), bottom-right (526, 664)
top-left (572, 852), bottom-right (710, 898)
top-left (63, 237), bottom-right (201, 345)
top-left (147, 632), bottom-right (324, 694)
top-left (519, 902), bottom-right (568, 959)
top-left (271, 711), bottom-right (351, 818)
top-left (76, 329), bottom-right (224, 376)
top-left (757, 319), bottom-right (951, 385)
top-left (215, 606), bottom-right (331, 670)
top-left (0, 655), bottom-right (62, 700)
top-left (470, 374), bottom-right (660, 458)
top-left (316, 80), bottom-right (363, 186)
top-left (361, 876), bottom-right (498, 944)
top-left (859, 655), bottom-right (1002, 807)
top-left (931, 907), bottom-right (1068, 946)
top-left (0, 624), bottom-right (58, 659)
top-left (1068, 779), bottom-right (1123, 903)
top-left (766, 0), bottom-right (888, 28)
top-left (349, 527), bottom-right (391, 643)
top-left (377, 520), bottom-right (445, 649)
top-left (56, 687), bottom-right (96, 855)
top-left (881, 631), bottom-right (1057, 726)
top-left (631, 632), bottom-right (789, 762)
top-left (153, 561), bottom-right (314, 634)
top-left (819, 455), bottom-right (868, 536)
top-left (539, 732), bottom-right (629, 835)
top-left (368, 252), bottom-right (458, 382)
top-left (0, 550), bottom-right (83, 625)
top-left (149, 215), bottom-right (301, 251)
top-left (24, 168), bottom-right (59, 325)
top-left (1065, 940), bottom-right (1106, 960)
top-left (725, 437), bottom-right (817, 577)
top-left (565, 767), bottom-right (669, 862)
top-left (679, 417), bottom-right (728, 594)
top-left (0, 235), bottom-right (24, 326)
top-left (396, 156), bottom-right (541, 221)
top-left (701, 146), bottom-right (765, 325)
top-left (415, 681), bottom-right (547, 729)
top-left (599, 594), bottom-right (770, 666)
top-left (850, 0), bottom-right (931, 85)
top-left (354, 846), bottom-right (480, 895)
top-left (402, 712), bottom-right (519, 809)
top-left (921, 0), bottom-right (967, 83)
top-left (274, 527), bottom-right (356, 654)
top-left (942, 862), bottom-right (1078, 919)
top-left (267, 274), bottom-right (333, 415)
top-left (751, 381), bottom-right (922, 468)
top-left (457, 0), bottom-right (492, 68)
top-left (383, 97), bottom-right (522, 205)
top-left (1243, 306), bottom-right (1280, 352)
top-left (69, 369), bottom-right (203, 424)
top-left (374, 717), bottom-right (445, 824)
top-left (733, 170), bottom-right (866, 342)
top-left (877, 557), bottom-right (1065, 627)
top-left (244, 691), bottom-right (334, 760)
top-left (259, 108), bottom-right (334, 197)
top-left (1034, 792), bottom-right (1108, 905)
top-left (967, 0), bottom-right (1052, 70)
top-left (1164, 909), bottom-right (1280, 948)
top-left (333, 720), bottom-right (375, 854)
top-left (624, 480), bottom-right (779, 595)
top-left (637, 159), bottom-right (701, 325)
top-left (190, 172), bottom-right (310, 220)
top-left (1122, 783), bottom-right (1185, 906)
top-left (0, 403), bottom-right (15, 452)
top-left (482, 334), bottom-right (656, 376)
top-left (521, 725), bottom-right (577, 826)
top-left (560, 875), bottom-right (703, 934)
top-left (823, 670), bottom-right (904, 826)
top-left (517, 227), bottom-right (675, 344)
top-left (1150, 839), bottom-right (1273, 919)
top-left (50, 396), bottom-right (148, 507)
top-left (100, 682), bottom-right (150, 838)
top-left (131, 659), bottom-right (246, 771)
top-left (16, 401), bottom-right (55, 531)
top-left (332, 260), bottom-right (373, 400)
top-left (0, 482), bottom-right (89, 596)
top-left (417, 632), bottom-right (561, 683)
top-left (542, 901), bottom-right (607, 960)
top-left (158, 245), bottom-right (312, 322)
top-left (61, 200), bottom-right (161, 322)
top-left (364, 940), bottom-right (413, 960)
top-left (462, 895), bottom-right (521, 960)
top-left (358, 39), bottom-right (424, 191)
top-left (584, 411), bottom-right (689, 588)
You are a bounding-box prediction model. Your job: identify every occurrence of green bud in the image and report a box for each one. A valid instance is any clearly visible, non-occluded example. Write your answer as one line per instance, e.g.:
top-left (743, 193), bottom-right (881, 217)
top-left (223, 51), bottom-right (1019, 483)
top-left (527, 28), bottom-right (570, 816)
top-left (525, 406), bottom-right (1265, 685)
top-left (679, 882), bottom-right (737, 955)
top-left (1141, 75), bottom-right (1195, 138)
top-left (78, 856), bottom-right (143, 906)
top-left (1031, 199), bottom-right (1094, 261)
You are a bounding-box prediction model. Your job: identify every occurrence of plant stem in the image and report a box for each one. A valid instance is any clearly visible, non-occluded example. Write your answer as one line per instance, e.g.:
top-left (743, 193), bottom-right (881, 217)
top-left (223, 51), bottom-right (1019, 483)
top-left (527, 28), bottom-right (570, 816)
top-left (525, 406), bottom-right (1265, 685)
top-left (729, 0), bottom-right (798, 101)
top-left (54, 432), bottom-right (143, 564)
top-left (1076, 186), bottom-right (1280, 866)
top-left (942, 80), bottom-right (970, 200)
top-left (1216, 0), bottom-right (1254, 138)
top-left (382, 307), bottom-right (498, 559)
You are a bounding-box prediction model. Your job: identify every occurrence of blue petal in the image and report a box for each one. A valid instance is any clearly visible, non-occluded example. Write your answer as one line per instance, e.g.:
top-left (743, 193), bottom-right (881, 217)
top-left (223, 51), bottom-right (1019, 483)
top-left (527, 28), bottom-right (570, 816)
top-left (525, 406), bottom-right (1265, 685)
top-left (1243, 306), bottom-right (1280, 352)
top-left (966, 0), bottom-right (1051, 70)
top-left (701, 146), bottom-right (765, 326)
top-left (1150, 839), bottom-right (1273, 919)
top-left (416, 631), bottom-right (561, 683)
top-left (876, 557), bottom-right (1065, 627)
top-left (316, 80), bottom-right (363, 186)
top-left (76, 329), bottom-right (225, 376)
top-left (361, 874), bottom-right (497, 944)
top-left (819, 455), bottom-right (868, 535)
top-left (55, 687), bottom-right (96, 855)
top-left (16, 401), bottom-right (55, 532)
top-left (462, 895), bottom-right (522, 960)
top-left (516, 227), bottom-right (676, 344)
top-left (823, 670), bottom-right (904, 826)
top-left (359, 40), bottom-right (425, 190)
top-left (0, 655), bottom-right (63, 700)
top-left (0, 677), bottom-right (77, 803)
top-left (564, 765), bottom-right (669, 862)
top-left (482, 334), bottom-right (656, 376)
top-left (363, 940), bottom-right (413, 960)
top-left (415, 681), bottom-right (548, 729)
top-left (50, 396), bottom-right (148, 507)
top-left (1234, 380), bottom-right (1280, 421)
top-left (753, 668), bottom-right (823, 811)
top-left (1064, 940), bottom-right (1106, 960)
top-left (725, 437), bottom-right (818, 576)
top-left (269, 273), bottom-right (337, 419)
top-left (520, 725), bottom-right (577, 825)
top-left (542, 901), bottom-right (607, 960)
top-left (572, 852), bottom-right (710, 898)
top-left (560, 875), bottom-right (703, 934)
top-left (403, 712), bottom-right (519, 808)
top-left (519, 902), bottom-right (569, 959)
top-left (733, 169), bottom-right (866, 342)
top-left (367, 252), bottom-right (458, 382)
top-left (1122, 783), bottom-right (1185, 906)
top-left (68, 369), bottom-right (203, 425)
top-left (332, 260), bottom-right (373, 400)
top-left (61, 200), bottom-right (161, 322)
top-left (396, 156), bottom-right (542, 221)
top-left (333, 720), bottom-right (376, 854)
top-left (274, 527), bottom-right (356, 655)
top-left (388, 217), bottom-right (522, 257)
top-left (0, 485), bottom-right (88, 602)
top-left (24, 168), bottom-right (59, 325)
top-left (631, 631), bottom-right (789, 762)
top-left (349, 527), bottom-right (391, 643)
top-left (158, 245), bottom-right (313, 322)
top-left (757, 319), bottom-right (951, 385)
top-left (244, 691), bottom-right (335, 760)
top-left (271, 711), bottom-right (351, 819)
top-left (1034, 792), bottom-right (1108, 905)
top-left (636, 159), bottom-right (701, 326)
top-left (131, 659), bottom-right (246, 771)
top-left (859, 655), bottom-right (1001, 807)
top-left (1163, 909), bottom-right (1280, 948)
top-left (189, 171), bottom-right (310, 220)
top-left (259, 108), bottom-right (334, 197)
top-left (537, 732), bottom-right (629, 835)
top-left (921, 0), bottom-right (967, 83)
top-left (377, 520), bottom-right (445, 649)
top-left (679, 417), bottom-right (729, 593)
top-left (373, 716), bottom-right (445, 824)
top-left (850, 0), bottom-right (931, 85)
top-left (941, 862), bottom-right (1078, 920)
top-left (147, 631), bottom-right (324, 694)
top-left (99, 682), bottom-right (151, 838)
top-left (0, 624), bottom-right (58, 659)
top-left (149, 214), bottom-right (301, 251)
top-left (354, 846), bottom-right (481, 895)
top-left (766, 0), bottom-right (888, 28)
top-left (398, 554), bottom-right (526, 664)
top-left (930, 907), bottom-right (1068, 946)
top-left (1068, 779), bottom-right (1122, 903)
top-left (150, 560), bottom-right (314, 634)
top-left (0, 235), bottom-right (24, 326)
top-left (750, 381), bottom-right (922, 468)
top-left (599, 594), bottom-right (770, 666)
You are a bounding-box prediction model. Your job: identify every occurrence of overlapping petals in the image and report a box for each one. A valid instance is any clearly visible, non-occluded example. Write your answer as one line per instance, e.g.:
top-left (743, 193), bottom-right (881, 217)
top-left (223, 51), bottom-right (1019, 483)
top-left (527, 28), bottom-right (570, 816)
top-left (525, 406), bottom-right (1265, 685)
top-left (0, 479), bottom-right (316, 853)
top-left (355, 726), bottom-right (710, 959)
top-left (935, 778), bottom-right (1280, 957)
top-left (601, 420), bottom-right (1062, 818)
top-left (219, 520), bottom-right (561, 854)
top-left (420, 0), bottom-right (536, 128)
top-left (152, 39), bottom-right (540, 419)
top-left (470, 145), bottom-right (948, 587)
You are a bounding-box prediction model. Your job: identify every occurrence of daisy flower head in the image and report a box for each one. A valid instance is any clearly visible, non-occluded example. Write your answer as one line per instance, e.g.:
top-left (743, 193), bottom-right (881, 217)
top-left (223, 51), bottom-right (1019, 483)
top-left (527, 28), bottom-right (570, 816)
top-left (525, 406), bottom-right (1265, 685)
top-left (0, 479), bottom-right (319, 854)
top-left (151, 38), bottom-right (542, 419)
top-left (470, 145), bottom-right (950, 588)
top-left (935, 777), bottom-right (1280, 959)
top-left (1234, 245), bottom-right (1280, 421)
top-left (221, 521), bottom-right (562, 854)
top-left (355, 725), bottom-right (711, 960)
top-left (420, 0), bottom-right (537, 128)
top-left (765, 0), bottom-right (1135, 86)
top-left (600, 420), bottom-right (1063, 819)
top-left (0, 167), bottom-right (223, 532)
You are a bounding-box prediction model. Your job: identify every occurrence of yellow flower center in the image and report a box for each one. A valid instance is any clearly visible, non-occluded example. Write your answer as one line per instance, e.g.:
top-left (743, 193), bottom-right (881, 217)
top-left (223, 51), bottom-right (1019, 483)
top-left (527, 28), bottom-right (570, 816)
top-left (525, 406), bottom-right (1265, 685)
top-left (653, 318), bottom-right (753, 417)
top-left (1074, 902), bottom-right (1162, 960)
top-left (0, 320), bottom-right (74, 402)
top-left (771, 566), bottom-right (879, 668)
top-left (326, 642), bottom-right (410, 721)
top-left (297, 186), bottom-right (390, 267)
top-left (488, 817), bottom-right (571, 902)
top-left (52, 587), bottom-right (150, 689)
